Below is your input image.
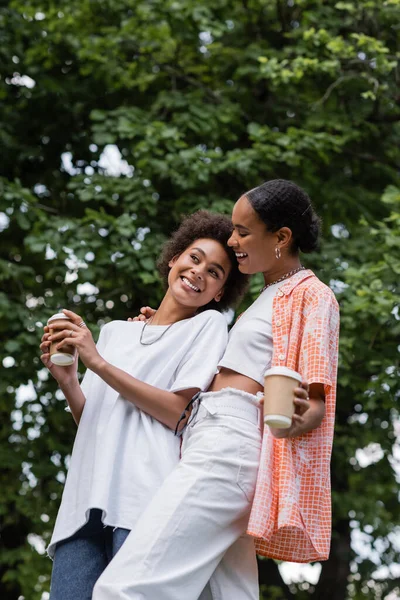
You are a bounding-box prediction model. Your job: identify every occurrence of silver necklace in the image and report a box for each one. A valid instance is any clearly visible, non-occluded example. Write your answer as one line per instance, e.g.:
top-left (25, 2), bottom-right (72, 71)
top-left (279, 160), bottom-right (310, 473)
top-left (260, 265), bottom-right (305, 294)
top-left (139, 316), bottom-right (174, 346)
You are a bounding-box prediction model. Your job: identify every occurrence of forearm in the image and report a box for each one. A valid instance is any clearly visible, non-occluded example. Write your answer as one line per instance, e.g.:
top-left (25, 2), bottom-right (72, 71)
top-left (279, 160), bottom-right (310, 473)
top-left (90, 358), bottom-right (194, 429)
top-left (59, 379), bottom-right (86, 425)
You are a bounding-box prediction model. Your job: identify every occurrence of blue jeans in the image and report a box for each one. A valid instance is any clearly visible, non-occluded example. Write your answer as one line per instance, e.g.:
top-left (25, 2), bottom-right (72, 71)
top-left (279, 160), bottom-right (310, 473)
top-left (50, 509), bottom-right (130, 600)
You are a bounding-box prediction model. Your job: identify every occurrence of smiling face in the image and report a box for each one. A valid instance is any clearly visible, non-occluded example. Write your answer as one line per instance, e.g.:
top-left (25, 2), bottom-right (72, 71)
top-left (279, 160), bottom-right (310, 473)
top-left (228, 195), bottom-right (281, 275)
top-left (167, 238), bottom-right (231, 310)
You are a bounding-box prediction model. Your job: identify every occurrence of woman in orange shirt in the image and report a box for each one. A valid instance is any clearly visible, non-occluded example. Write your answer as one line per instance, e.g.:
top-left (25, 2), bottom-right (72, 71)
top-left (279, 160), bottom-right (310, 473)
top-left (93, 179), bottom-right (339, 600)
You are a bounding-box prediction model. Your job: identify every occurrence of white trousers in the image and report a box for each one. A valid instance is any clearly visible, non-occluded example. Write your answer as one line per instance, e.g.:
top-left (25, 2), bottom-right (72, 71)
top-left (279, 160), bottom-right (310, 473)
top-left (199, 534), bottom-right (259, 600)
top-left (93, 388), bottom-right (262, 600)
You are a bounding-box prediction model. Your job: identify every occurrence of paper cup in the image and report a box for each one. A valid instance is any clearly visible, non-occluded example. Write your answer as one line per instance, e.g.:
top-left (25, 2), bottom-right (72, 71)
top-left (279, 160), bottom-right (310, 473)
top-left (263, 366), bottom-right (302, 428)
top-left (47, 312), bottom-right (75, 366)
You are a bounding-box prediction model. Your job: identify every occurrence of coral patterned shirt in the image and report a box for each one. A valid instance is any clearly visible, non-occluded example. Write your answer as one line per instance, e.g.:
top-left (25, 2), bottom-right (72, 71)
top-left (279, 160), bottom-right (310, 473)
top-left (247, 270), bottom-right (340, 563)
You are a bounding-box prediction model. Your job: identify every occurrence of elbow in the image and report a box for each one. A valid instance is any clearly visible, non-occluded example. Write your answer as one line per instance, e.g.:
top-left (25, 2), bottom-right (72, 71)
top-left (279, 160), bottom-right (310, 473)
top-left (72, 406), bottom-right (84, 426)
top-left (165, 400), bottom-right (197, 433)
top-left (164, 390), bottom-right (199, 432)
top-left (165, 418), bottom-right (178, 432)
top-left (149, 405), bottom-right (184, 432)
top-left (165, 408), bottom-right (185, 432)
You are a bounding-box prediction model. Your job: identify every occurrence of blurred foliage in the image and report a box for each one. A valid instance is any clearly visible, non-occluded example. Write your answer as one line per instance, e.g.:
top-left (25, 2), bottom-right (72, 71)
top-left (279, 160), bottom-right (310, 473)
top-left (0, 0), bottom-right (399, 598)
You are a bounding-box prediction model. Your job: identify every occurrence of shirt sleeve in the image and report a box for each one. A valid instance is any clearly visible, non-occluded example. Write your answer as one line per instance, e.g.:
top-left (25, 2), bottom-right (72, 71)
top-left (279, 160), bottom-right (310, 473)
top-left (170, 311), bottom-right (229, 393)
top-left (299, 287), bottom-right (340, 389)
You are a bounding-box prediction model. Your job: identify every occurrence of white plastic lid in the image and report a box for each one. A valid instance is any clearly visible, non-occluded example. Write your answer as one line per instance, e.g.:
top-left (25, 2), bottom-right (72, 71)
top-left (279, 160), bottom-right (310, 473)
top-left (48, 312), bottom-right (69, 324)
top-left (264, 366), bottom-right (302, 382)
top-left (51, 352), bottom-right (74, 366)
top-left (264, 414), bottom-right (292, 428)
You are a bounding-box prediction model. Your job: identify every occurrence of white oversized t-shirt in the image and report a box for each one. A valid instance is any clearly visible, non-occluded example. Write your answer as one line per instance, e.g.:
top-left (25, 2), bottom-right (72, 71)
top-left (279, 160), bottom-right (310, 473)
top-left (48, 310), bottom-right (228, 557)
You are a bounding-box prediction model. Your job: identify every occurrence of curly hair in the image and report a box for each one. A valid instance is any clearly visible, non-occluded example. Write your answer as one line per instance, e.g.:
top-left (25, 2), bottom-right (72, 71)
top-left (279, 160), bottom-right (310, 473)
top-left (157, 210), bottom-right (249, 312)
top-left (246, 179), bottom-right (321, 254)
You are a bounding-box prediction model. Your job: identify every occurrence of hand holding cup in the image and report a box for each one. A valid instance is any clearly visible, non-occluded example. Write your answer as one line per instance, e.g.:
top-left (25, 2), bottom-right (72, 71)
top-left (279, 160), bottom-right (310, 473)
top-left (40, 313), bottom-right (78, 386)
top-left (263, 366), bottom-right (303, 429)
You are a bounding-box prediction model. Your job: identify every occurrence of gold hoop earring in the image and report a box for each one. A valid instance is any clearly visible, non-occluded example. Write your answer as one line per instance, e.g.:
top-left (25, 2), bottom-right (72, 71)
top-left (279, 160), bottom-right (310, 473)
top-left (275, 246), bottom-right (281, 260)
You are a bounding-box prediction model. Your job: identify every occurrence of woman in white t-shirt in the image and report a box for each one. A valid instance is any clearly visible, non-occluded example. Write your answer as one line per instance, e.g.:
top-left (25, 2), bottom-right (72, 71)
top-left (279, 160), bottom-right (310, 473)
top-left (40, 210), bottom-right (248, 600)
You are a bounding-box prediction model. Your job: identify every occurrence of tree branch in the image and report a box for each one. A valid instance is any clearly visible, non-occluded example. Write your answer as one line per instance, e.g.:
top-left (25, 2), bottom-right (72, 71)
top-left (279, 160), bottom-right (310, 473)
top-left (313, 73), bottom-right (380, 106)
top-left (36, 202), bottom-right (59, 214)
top-left (314, 75), bottom-right (357, 106)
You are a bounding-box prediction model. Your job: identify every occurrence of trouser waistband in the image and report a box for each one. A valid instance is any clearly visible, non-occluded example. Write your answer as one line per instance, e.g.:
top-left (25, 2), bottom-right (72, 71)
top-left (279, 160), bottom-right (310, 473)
top-left (197, 388), bottom-right (261, 426)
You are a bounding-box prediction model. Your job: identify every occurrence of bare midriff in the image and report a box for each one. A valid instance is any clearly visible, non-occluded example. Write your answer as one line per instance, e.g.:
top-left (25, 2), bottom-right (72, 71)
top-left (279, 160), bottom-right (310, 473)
top-left (208, 367), bottom-right (263, 396)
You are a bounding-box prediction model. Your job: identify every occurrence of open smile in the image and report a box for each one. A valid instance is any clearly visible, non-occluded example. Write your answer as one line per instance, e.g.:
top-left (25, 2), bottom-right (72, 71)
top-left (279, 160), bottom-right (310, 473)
top-left (235, 252), bottom-right (248, 261)
top-left (181, 276), bottom-right (201, 293)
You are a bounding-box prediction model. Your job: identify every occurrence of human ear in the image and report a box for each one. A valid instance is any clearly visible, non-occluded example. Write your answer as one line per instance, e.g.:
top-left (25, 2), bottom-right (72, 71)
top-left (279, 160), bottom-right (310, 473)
top-left (214, 288), bottom-right (224, 303)
top-left (168, 254), bottom-right (180, 268)
top-left (277, 227), bottom-right (293, 250)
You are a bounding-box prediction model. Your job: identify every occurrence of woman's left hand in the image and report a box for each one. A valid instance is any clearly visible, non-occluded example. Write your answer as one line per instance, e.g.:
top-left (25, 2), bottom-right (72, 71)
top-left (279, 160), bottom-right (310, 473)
top-left (266, 381), bottom-right (325, 439)
top-left (47, 309), bottom-right (104, 371)
top-left (291, 381), bottom-right (311, 428)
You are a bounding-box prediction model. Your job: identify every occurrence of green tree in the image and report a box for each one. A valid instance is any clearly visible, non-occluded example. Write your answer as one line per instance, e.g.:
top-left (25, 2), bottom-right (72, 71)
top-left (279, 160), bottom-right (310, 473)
top-left (0, 0), bottom-right (399, 598)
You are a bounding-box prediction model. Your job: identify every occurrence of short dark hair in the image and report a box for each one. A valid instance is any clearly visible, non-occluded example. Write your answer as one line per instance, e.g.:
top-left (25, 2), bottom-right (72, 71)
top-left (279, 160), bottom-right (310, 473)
top-left (157, 210), bottom-right (249, 312)
top-left (246, 179), bottom-right (321, 253)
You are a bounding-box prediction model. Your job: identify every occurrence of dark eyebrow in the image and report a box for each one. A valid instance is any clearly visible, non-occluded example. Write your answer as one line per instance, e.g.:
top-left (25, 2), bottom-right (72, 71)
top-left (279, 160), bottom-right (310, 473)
top-left (192, 247), bottom-right (226, 276)
top-left (233, 224), bottom-right (250, 232)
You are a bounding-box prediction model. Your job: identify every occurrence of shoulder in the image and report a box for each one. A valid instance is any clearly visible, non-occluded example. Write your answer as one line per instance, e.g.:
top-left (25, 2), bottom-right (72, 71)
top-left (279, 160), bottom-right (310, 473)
top-left (192, 310), bottom-right (228, 332)
top-left (100, 320), bottom-right (123, 333)
top-left (293, 275), bottom-right (339, 310)
top-left (99, 320), bottom-right (140, 337)
top-left (195, 309), bottom-right (227, 323)
top-left (290, 278), bottom-right (340, 337)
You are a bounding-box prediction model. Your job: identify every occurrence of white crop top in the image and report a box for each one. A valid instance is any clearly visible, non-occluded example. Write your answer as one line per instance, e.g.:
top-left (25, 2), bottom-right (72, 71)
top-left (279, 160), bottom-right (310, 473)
top-left (218, 282), bottom-right (280, 386)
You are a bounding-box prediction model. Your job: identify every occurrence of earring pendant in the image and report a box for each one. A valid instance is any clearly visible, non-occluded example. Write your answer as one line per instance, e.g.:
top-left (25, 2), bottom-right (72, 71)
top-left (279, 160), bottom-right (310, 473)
top-left (275, 247), bottom-right (281, 260)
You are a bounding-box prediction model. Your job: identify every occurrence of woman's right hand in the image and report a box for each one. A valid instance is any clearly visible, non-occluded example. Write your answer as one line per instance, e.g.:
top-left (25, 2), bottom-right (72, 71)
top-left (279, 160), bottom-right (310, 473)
top-left (127, 306), bottom-right (156, 322)
top-left (40, 331), bottom-right (78, 387)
